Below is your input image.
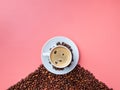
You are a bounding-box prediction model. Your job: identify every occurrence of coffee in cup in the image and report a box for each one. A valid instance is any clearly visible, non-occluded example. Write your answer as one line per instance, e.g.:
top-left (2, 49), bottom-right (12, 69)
top-left (43, 45), bottom-right (72, 68)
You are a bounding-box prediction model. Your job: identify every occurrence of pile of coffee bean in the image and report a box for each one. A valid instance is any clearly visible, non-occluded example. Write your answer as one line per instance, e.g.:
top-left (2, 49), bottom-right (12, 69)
top-left (8, 64), bottom-right (112, 90)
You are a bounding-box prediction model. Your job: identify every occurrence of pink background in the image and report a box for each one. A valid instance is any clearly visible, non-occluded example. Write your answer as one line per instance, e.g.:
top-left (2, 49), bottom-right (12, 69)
top-left (0, 0), bottom-right (120, 90)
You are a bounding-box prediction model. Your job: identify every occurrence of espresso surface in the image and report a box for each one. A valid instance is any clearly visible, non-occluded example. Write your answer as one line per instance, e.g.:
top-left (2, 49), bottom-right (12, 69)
top-left (50, 47), bottom-right (71, 67)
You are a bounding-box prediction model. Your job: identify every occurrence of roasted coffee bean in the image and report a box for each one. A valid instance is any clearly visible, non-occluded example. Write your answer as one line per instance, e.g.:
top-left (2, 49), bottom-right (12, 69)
top-left (49, 48), bottom-right (52, 50)
top-left (49, 61), bottom-right (51, 64)
top-left (56, 42), bottom-right (61, 45)
top-left (8, 64), bottom-right (112, 90)
top-left (62, 42), bottom-right (65, 45)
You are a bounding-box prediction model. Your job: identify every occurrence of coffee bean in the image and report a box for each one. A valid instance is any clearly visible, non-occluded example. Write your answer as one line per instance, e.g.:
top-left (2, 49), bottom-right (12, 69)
top-left (62, 42), bottom-right (65, 45)
top-left (56, 42), bottom-right (61, 45)
top-left (49, 48), bottom-right (52, 50)
top-left (49, 61), bottom-right (51, 64)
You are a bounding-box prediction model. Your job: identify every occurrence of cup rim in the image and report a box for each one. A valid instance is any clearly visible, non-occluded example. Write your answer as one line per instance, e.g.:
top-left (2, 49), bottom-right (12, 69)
top-left (49, 45), bottom-right (72, 68)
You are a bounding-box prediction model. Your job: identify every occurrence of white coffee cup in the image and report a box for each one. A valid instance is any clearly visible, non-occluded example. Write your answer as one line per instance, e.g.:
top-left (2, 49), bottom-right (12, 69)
top-left (43, 45), bottom-right (72, 68)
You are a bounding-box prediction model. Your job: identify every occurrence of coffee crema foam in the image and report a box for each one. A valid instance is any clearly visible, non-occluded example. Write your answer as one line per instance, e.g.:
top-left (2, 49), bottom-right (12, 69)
top-left (50, 46), bottom-right (71, 67)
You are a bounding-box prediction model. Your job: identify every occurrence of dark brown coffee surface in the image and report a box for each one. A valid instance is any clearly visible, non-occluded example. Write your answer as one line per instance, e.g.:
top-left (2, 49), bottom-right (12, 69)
top-left (8, 64), bottom-right (113, 90)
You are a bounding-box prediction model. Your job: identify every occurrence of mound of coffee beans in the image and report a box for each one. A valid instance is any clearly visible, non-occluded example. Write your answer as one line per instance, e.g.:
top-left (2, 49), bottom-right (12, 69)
top-left (8, 64), bottom-right (112, 90)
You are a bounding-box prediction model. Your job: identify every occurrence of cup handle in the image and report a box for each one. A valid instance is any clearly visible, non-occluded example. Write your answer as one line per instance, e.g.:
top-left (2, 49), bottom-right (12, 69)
top-left (42, 52), bottom-right (50, 56)
top-left (43, 44), bottom-right (57, 56)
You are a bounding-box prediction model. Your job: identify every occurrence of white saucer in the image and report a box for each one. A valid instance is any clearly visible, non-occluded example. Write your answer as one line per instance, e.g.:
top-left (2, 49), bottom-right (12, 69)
top-left (41, 36), bottom-right (79, 75)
